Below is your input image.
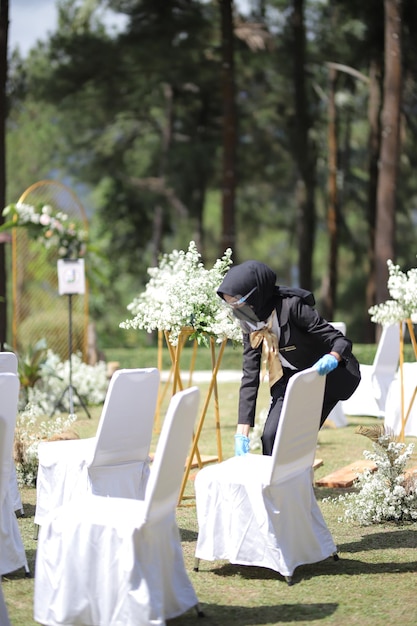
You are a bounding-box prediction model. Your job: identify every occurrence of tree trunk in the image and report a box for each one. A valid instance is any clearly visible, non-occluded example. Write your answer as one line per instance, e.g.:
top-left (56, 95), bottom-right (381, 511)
top-left (322, 65), bottom-right (338, 321)
top-left (151, 82), bottom-right (173, 266)
top-left (291, 0), bottom-right (316, 291)
top-left (375, 0), bottom-right (402, 304)
top-left (220, 0), bottom-right (237, 258)
top-left (0, 0), bottom-right (8, 348)
top-left (365, 58), bottom-right (382, 341)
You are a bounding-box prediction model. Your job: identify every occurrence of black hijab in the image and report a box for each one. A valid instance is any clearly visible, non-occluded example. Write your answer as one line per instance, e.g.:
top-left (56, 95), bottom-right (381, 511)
top-left (217, 260), bottom-right (277, 322)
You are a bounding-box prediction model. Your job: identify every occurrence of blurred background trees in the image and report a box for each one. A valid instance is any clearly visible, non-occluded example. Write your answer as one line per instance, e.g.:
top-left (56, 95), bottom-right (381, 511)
top-left (1, 0), bottom-right (417, 350)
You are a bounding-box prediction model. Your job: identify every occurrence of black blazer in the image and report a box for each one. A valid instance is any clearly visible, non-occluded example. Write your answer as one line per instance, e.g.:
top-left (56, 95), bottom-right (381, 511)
top-left (238, 295), bottom-right (361, 426)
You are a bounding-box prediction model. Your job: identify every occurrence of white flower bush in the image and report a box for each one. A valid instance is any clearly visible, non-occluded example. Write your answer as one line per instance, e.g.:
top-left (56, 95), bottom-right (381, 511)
top-left (369, 259), bottom-right (417, 324)
top-left (25, 350), bottom-right (108, 415)
top-left (120, 241), bottom-right (242, 346)
top-left (14, 404), bottom-right (78, 487)
top-left (327, 428), bottom-right (417, 526)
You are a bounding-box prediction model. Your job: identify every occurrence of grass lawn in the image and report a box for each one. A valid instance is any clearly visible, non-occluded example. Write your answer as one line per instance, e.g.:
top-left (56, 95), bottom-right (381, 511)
top-left (3, 372), bottom-right (417, 626)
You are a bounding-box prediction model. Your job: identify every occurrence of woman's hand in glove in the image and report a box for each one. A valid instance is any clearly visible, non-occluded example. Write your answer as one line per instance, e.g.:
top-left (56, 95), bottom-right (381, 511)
top-left (314, 354), bottom-right (339, 375)
top-left (234, 434), bottom-right (250, 456)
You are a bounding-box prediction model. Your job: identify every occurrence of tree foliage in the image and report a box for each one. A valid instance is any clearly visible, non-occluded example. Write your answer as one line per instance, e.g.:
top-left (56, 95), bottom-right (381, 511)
top-left (4, 0), bottom-right (417, 346)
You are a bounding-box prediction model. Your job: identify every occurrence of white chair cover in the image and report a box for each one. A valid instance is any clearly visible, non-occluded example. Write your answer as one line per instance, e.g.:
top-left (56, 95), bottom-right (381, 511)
top-left (0, 372), bottom-right (29, 576)
top-left (34, 387), bottom-right (201, 626)
top-left (342, 324), bottom-right (400, 417)
top-left (194, 368), bottom-right (337, 581)
top-left (0, 352), bottom-right (24, 515)
top-left (0, 351), bottom-right (18, 374)
top-left (0, 583), bottom-right (11, 626)
top-left (9, 464), bottom-right (24, 515)
top-left (325, 322), bottom-right (348, 427)
top-left (35, 368), bottom-right (160, 526)
top-left (384, 362), bottom-right (417, 436)
top-left (329, 322), bottom-right (346, 335)
top-left (325, 402), bottom-right (347, 427)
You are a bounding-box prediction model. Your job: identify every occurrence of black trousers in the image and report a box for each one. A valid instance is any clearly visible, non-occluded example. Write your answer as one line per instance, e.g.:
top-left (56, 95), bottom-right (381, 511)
top-left (261, 370), bottom-right (338, 456)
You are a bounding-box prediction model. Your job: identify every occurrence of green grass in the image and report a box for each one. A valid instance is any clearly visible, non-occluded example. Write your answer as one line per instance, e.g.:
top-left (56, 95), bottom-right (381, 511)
top-left (103, 342), bottom-right (417, 370)
top-left (3, 376), bottom-right (417, 626)
top-left (104, 342), bottom-right (245, 370)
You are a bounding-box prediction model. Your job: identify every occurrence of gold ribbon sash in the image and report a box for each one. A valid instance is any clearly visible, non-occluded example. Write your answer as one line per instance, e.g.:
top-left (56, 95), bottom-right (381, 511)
top-left (250, 324), bottom-right (283, 387)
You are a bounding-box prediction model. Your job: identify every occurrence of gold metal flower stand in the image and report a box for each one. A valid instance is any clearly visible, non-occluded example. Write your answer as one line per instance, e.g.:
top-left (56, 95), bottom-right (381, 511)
top-left (155, 328), bottom-right (227, 505)
top-left (153, 328), bottom-right (198, 432)
top-left (398, 319), bottom-right (417, 441)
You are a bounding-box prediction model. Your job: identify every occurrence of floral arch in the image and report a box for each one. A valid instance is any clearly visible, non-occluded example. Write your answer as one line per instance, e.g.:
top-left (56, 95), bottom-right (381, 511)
top-left (7, 180), bottom-right (89, 360)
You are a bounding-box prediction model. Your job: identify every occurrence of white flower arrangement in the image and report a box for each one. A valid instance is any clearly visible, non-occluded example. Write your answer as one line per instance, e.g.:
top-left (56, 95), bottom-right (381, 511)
top-left (120, 241), bottom-right (243, 346)
top-left (326, 426), bottom-right (417, 526)
top-left (369, 259), bottom-right (417, 324)
top-left (25, 350), bottom-right (108, 415)
top-left (14, 404), bottom-right (78, 487)
top-left (0, 202), bottom-right (88, 259)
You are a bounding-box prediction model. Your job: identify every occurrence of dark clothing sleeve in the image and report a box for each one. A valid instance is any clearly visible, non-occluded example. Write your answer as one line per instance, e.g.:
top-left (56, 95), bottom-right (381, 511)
top-left (280, 296), bottom-right (353, 368)
top-left (237, 296), bottom-right (361, 426)
top-left (238, 333), bottom-right (262, 427)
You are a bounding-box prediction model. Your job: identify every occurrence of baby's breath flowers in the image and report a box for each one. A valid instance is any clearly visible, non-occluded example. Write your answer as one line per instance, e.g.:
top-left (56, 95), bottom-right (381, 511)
top-left (14, 405), bottom-right (78, 487)
top-left (1, 202), bottom-right (88, 259)
top-left (325, 425), bottom-right (417, 525)
top-left (369, 259), bottom-right (417, 324)
top-left (120, 241), bottom-right (242, 346)
top-left (28, 351), bottom-right (108, 414)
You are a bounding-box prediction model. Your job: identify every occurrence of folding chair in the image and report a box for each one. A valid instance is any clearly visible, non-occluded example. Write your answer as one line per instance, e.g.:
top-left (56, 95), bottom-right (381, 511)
top-left (34, 387), bottom-right (202, 625)
top-left (0, 584), bottom-right (11, 626)
top-left (325, 322), bottom-right (348, 427)
top-left (342, 324), bottom-right (400, 417)
top-left (0, 372), bottom-right (30, 577)
top-left (0, 352), bottom-right (24, 515)
top-left (35, 368), bottom-right (160, 528)
top-left (194, 368), bottom-right (337, 585)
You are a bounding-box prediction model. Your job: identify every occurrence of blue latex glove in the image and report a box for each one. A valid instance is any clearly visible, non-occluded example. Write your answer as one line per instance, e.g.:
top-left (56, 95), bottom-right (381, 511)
top-left (314, 354), bottom-right (339, 375)
top-left (234, 434), bottom-right (250, 456)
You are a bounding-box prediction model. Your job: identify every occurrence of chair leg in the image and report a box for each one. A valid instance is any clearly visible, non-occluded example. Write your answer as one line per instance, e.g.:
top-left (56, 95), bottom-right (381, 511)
top-left (333, 551), bottom-right (339, 561)
top-left (33, 524), bottom-right (39, 540)
top-left (195, 603), bottom-right (205, 617)
top-left (193, 557), bottom-right (200, 572)
top-left (285, 575), bottom-right (293, 586)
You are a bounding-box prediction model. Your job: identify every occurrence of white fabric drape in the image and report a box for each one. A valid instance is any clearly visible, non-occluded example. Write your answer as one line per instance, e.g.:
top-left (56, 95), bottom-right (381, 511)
top-left (34, 498), bottom-right (198, 626)
top-left (0, 583), bottom-right (11, 626)
top-left (35, 368), bottom-right (159, 526)
top-left (385, 362), bottom-right (417, 436)
top-left (195, 368), bottom-right (336, 581)
top-left (342, 324), bottom-right (400, 418)
top-left (0, 352), bottom-right (24, 514)
top-left (34, 387), bottom-right (201, 626)
top-left (195, 455), bottom-right (336, 577)
top-left (0, 372), bottom-right (29, 577)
